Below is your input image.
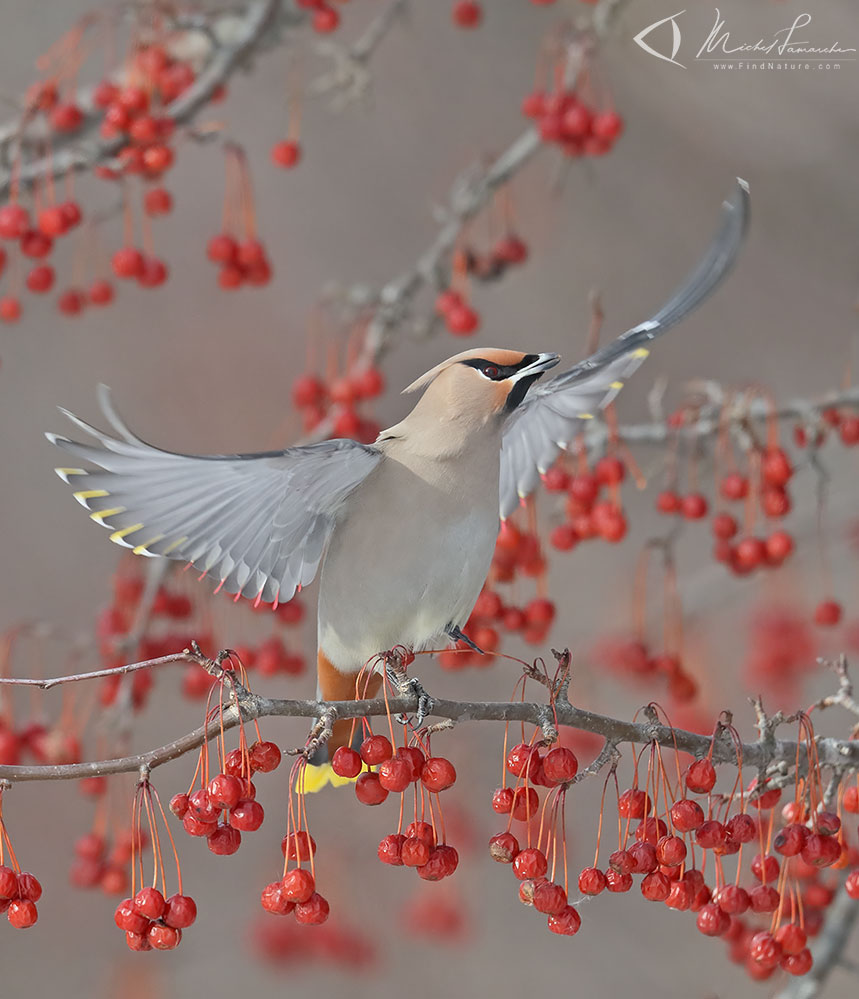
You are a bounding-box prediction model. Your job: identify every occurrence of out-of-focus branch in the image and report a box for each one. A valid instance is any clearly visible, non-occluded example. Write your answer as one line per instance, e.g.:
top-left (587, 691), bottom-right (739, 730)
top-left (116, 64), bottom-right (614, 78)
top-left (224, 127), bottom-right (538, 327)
top-left (0, 0), bottom-right (287, 198)
top-left (1, 647), bottom-right (857, 783)
top-left (310, 0), bottom-right (409, 108)
top-left (592, 386), bottom-right (859, 453)
top-left (777, 882), bottom-right (859, 999)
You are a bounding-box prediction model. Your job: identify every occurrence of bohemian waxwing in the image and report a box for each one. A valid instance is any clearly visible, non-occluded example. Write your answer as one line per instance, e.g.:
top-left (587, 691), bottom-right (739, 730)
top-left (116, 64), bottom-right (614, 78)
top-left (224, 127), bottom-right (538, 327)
top-left (48, 180), bottom-right (749, 764)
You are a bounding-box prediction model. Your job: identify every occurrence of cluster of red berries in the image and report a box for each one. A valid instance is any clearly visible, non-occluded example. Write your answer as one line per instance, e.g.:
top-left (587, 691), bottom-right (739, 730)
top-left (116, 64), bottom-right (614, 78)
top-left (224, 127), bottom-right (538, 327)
top-left (593, 637), bottom-right (698, 703)
top-left (205, 232), bottom-right (272, 291)
top-left (113, 885), bottom-right (197, 952)
top-left (291, 363), bottom-right (385, 441)
top-left (0, 866), bottom-right (42, 929)
top-left (0, 713), bottom-right (81, 767)
top-left (252, 913), bottom-right (376, 969)
top-left (523, 85), bottom-right (624, 159)
top-left (434, 287), bottom-right (481, 337)
top-left (440, 585), bottom-right (555, 672)
top-left (94, 563), bottom-right (308, 708)
top-left (70, 828), bottom-right (148, 898)
top-left (658, 447), bottom-right (796, 577)
top-left (544, 455), bottom-right (630, 550)
top-left (490, 742), bottom-right (582, 935)
top-left (169, 741), bottom-right (280, 854)
top-left (570, 756), bottom-right (858, 983)
top-left (261, 867), bottom-right (331, 927)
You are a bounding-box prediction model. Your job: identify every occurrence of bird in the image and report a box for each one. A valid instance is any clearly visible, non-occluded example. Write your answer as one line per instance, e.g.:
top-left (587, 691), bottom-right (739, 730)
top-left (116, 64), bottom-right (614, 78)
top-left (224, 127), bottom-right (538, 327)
top-left (48, 180), bottom-right (749, 777)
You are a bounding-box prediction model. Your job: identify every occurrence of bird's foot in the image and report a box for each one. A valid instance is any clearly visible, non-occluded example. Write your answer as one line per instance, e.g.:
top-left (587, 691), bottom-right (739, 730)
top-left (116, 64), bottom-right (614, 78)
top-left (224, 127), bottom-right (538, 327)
top-left (382, 649), bottom-right (434, 729)
top-left (446, 625), bottom-right (485, 655)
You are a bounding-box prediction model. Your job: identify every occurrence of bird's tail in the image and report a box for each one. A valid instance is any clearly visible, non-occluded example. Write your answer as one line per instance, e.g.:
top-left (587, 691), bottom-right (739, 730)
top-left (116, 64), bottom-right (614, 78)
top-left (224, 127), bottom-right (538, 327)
top-left (303, 651), bottom-right (382, 792)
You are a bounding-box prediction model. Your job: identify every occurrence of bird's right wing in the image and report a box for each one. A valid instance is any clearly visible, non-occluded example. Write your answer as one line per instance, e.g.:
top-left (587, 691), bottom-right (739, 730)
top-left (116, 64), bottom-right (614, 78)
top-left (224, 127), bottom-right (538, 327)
top-left (499, 179), bottom-right (750, 517)
top-left (48, 387), bottom-right (382, 605)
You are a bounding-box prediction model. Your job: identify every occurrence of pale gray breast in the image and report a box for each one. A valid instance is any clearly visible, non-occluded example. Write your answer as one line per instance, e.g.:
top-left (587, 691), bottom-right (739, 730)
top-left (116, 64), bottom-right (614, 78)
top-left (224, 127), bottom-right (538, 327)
top-left (317, 448), bottom-right (500, 670)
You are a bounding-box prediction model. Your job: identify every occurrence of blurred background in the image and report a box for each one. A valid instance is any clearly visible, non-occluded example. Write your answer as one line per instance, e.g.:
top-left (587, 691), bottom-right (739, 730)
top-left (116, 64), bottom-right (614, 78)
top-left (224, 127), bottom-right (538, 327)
top-left (0, 0), bottom-right (857, 997)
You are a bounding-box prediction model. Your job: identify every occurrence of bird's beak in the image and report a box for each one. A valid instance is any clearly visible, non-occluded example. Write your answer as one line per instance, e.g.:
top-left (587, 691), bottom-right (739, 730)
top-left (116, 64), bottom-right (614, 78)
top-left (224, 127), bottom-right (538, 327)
top-left (512, 353), bottom-right (560, 381)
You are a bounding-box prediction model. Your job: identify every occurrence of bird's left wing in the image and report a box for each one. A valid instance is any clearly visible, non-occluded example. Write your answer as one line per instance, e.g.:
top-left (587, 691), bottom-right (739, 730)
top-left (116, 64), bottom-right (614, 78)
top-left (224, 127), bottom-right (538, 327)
top-left (499, 179), bottom-right (750, 518)
top-left (48, 386), bottom-right (382, 604)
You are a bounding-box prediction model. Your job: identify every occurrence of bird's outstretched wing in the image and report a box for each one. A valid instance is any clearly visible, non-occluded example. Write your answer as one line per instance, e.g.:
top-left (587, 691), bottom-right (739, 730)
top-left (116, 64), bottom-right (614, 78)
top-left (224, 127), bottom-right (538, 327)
top-left (499, 178), bottom-right (750, 518)
top-left (48, 386), bottom-right (382, 604)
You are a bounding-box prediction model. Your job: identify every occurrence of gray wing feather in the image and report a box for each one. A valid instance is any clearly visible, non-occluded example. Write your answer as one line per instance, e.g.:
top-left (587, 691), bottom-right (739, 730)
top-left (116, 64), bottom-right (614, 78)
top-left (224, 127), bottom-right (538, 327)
top-left (499, 179), bottom-right (750, 518)
top-left (48, 391), bottom-right (382, 604)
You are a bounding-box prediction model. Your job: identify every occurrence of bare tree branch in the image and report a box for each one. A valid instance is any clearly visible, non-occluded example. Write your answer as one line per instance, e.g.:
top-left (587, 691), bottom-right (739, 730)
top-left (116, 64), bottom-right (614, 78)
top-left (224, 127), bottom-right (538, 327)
top-left (1, 647), bottom-right (857, 784)
top-left (0, 0), bottom-right (287, 198)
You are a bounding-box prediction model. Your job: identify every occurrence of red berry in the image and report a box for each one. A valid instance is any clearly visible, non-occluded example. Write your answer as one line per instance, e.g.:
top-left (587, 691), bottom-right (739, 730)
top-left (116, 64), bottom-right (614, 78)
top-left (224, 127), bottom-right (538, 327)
top-left (378, 833), bottom-right (406, 865)
top-left (133, 886), bottom-right (165, 920)
top-left (749, 885), bottom-right (780, 913)
top-left (446, 303), bottom-right (480, 335)
top-left (421, 757), bottom-right (456, 792)
top-left (511, 786), bottom-right (539, 822)
top-left (814, 599), bottom-right (842, 627)
top-left (207, 773), bottom-right (243, 810)
top-left (89, 279), bottom-right (114, 305)
top-left (58, 288), bottom-right (86, 315)
top-left (38, 205), bottom-right (67, 237)
top-left (0, 203), bottom-right (30, 239)
top-left (749, 931), bottom-right (782, 969)
top-left (656, 490), bottom-right (681, 514)
top-left (492, 787), bottom-right (513, 814)
top-left (488, 832), bottom-right (519, 863)
top-left (112, 247), bottom-right (144, 278)
top-left (115, 898), bottom-right (149, 934)
top-left (282, 868), bottom-right (315, 904)
top-left (800, 832), bottom-right (841, 868)
top-left (720, 472), bottom-right (749, 501)
top-left (782, 949), bottom-right (813, 976)
top-left (681, 493), bottom-right (709, 519)
top-left (355, 772), bottom-right (388, 806)
top-left (148, 922), bottom-right (181, 950)
top-left (8, 899), bottom-right (38, 928)
top-left (359, 734), bottom-right (393, 766)
top-left (513, 848), bottom-right (548, 881)
top-left (311, 6), bottom-right (340, 33)
top-left (641, 871), bottom-right (671, 902)
top-left (696, 902), bottom-right (729, 936)
top-left (416, 844), bottom-right (459, 881)
top-left (452, 1), bottom-right (482, 28)
top-left (15, 873), bottom-right (41, 902)
top-left (762, 447), bottom-right (792, 486)
top-left (294, 892), bottom-right (330, 924)
top-left (655, 835), bottom-right (687, 868)
top-left (271, 140), bottom-right (302, 168)
top-left (670, 798), bottom-right (705, 832)
top-left (605, 869), bottom-right (633, 893)
top-left (542, 747), bottom-right (578, 783)
top-left (51, 102), bottom-right (84, 132)
top-left (618, 787), bottom-right (650, 819)
top-left (207, 824), bottom-right (241, 855)
top-left (163, 893), bottom-right (196, 928)
top-left (229, 798), bottom-right (264, 832)
top-left (207, 233), bottom-right (238, 264)
top-left (144, 187), bottom-right (173, 216)
top-left (260, 881), bottom-right (294, 915)
top-left (249, 740), bottom-right (281, 773)
top-left (378, 756), bottom-right (411, 793)
top-left (686, 758), bottom-right (716, 793)
top-left (547, 905), bottom-right (582, 936)
top-left (578, 867), bottom-right (606, 895)
top-left (25, 263), bottom-right (55, 293)
top-left (591, 110), bottom-right (624, 140)
top-left (534, 881), bottom-right (567, 915)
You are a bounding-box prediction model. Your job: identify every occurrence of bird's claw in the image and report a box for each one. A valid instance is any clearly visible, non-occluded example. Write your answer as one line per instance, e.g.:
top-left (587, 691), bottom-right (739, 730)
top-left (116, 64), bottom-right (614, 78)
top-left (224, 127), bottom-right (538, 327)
top-left (446, 625), bottom-right (485, 655)
top-left (384, 667), bottom-right (434, 729)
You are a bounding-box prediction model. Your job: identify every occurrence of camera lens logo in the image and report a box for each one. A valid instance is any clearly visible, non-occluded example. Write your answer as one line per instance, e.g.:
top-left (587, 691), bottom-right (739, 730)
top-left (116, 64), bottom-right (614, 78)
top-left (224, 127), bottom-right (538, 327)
top-left (633, 10), bottom-right (686, 68)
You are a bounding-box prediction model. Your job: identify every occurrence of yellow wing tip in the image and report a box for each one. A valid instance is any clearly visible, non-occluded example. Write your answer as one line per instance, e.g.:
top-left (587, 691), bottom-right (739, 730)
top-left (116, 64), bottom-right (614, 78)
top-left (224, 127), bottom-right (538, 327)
top-left (109, 523), bottom-right (144, 547)
top-left (91, 506), bottom-right (125, 525)
top-left (302, 762), bottom-right (366, 793)
top-left (632, 348), bottom-right (650, 359)
top-left (610, 380), bottom-right (624, 390)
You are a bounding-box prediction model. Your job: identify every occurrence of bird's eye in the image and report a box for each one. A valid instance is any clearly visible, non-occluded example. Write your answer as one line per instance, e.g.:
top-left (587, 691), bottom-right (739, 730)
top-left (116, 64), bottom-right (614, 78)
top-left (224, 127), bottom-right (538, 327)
top-left (482, 364), bottom-right (501, 379)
